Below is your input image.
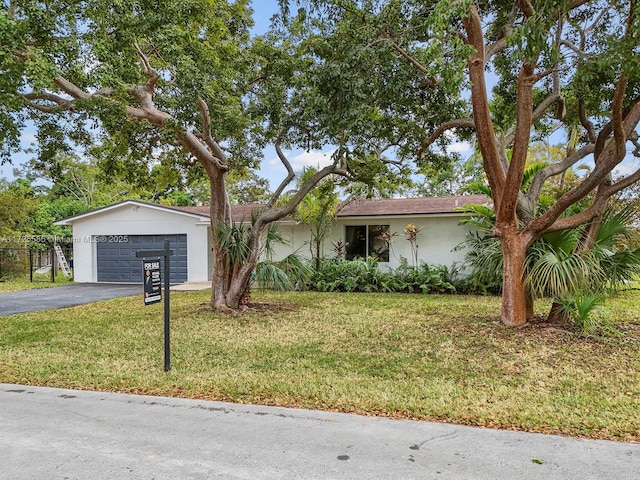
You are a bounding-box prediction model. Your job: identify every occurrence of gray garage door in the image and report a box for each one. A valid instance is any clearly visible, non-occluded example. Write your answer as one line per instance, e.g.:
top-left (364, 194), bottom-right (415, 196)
top-left (96, 234), bottom-right (188, 284)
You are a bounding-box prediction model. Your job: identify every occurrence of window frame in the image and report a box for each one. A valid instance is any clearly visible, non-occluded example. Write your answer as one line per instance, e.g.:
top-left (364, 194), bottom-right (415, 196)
top-left (344, 224), bottom-right (390, 262)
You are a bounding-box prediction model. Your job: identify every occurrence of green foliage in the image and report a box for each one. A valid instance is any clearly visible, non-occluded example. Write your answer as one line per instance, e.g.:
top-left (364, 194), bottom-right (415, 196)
top-left (271, 0), bottom-right (473, 193)
top-left (294, 168), bottom-right (340, 263)
top-left (4, 0), bottom-right (261, 187)
top-left (455, 230), bottom-right (503, 295)
top-left (216, 219), bottom-right (309, 292)
top-left (0, 187), bottom-right (33, 277)
top-left (391, 260), bottom-right (458, 294)
top-left (306, 257), bottom-right (457, 294)
top-left (557, 293), bottom-right (611, 334)
top-left (459, 198), bottom-right (640, 329)
top-left (216, 222), bottom-right (252, 271)
top-left (308, 257), bottom-right (389, 293)
top-left (416, 154), bottom-right (485, 196)
top-left (255, 252), bottom-right (311, 291)
top-left (0, 192), bottom-right (32, 240)
top-left (225, 170), bottom-right (271, 205)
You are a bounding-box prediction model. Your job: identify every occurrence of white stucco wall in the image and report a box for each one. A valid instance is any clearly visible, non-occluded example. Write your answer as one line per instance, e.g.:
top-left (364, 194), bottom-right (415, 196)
top-left (269, 222), bottom-right (313, 260)
top-left (266, 214), bottom-right (474, 271)
top-left (328, 214), bottom-right (473, 270)
top-left (67, 203), bottom-right (210, 283)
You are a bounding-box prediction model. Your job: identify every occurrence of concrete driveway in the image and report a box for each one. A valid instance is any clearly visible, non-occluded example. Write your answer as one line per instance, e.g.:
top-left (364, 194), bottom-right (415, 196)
top-left (2, 383), bottom-right (640, 480)
top-left (0, 283), bottom-right (140, 316)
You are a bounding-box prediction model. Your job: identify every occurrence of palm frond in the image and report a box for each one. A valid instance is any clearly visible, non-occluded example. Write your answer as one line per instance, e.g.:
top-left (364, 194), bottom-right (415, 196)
top-left (521, 162), bottom-right (546, 192)
top-left (254, 261), bottom-right (294, 290)
top-left (463, 181), bottom-right (492, 197)
top-left (526, 248), bottom-right (604, 299)
top-left (216, 222), bottom-right (251, 268)
top-left (263, 222), bottom-right (289, 259)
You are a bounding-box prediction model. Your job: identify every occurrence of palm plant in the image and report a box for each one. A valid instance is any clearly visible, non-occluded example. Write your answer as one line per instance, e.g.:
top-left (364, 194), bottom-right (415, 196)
top-left (216, 219), bottom-right (311, 304)
top-left (456, 202), bottom-right (503, 294)
top-left (556, 292), bottom-right (609, 333)
top-left (532, 205), bottom-right (640, 324)
top-left (525, 228), bottom-right (603, 301)
top-left (458, 200), bottom-right (640, 327)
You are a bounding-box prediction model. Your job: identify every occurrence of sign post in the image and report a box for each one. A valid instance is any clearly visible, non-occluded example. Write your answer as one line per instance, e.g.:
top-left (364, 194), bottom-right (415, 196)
top-left (136, 239), bottom-right (173, 371)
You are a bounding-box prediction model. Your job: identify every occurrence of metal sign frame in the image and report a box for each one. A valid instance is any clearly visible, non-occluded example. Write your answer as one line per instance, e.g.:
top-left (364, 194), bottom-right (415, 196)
top-left (136, 240), bottom-right (174, 371)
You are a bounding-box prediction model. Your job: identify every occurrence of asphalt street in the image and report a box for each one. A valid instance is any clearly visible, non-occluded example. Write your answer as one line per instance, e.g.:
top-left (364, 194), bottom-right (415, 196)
top-left (2, 383), bottom-right (639, 480)
top-left (0, 284), bottom-right (140, 316)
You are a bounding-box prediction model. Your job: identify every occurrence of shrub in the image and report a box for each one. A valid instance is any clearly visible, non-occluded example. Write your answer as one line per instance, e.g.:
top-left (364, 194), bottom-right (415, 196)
top-left (306, 258), bottom-right (458, 294)
top-left (556, 293), bottom-right (613, 334)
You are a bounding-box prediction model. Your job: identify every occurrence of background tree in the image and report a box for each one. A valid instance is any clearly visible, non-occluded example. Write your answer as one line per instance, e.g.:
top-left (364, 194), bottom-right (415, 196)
top-left (5, 0), bottom-right (426, 310)
top-left (287, 0), bottom-right (640, 326)
top-left (225, 170), bottom-right (272, 205)
top-left (293, 168), bottom-right (341, 268)
top-left (2, 0), bottom-right (374, 311)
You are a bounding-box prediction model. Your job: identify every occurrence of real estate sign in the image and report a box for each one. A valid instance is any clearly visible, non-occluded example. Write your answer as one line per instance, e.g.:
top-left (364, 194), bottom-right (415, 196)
top-left (142, 259), bottom-right (162, 305)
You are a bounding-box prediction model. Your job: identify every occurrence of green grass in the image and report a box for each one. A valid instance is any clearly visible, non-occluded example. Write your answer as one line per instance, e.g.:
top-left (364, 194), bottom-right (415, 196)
top-left (0, 273), bottom-right (74, 292)
top-left (1, 289), bottom-right (639, 441)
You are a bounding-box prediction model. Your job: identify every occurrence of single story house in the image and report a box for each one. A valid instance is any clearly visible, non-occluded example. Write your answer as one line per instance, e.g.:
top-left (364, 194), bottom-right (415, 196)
top-left (54, 195), bottom-right (489, 284)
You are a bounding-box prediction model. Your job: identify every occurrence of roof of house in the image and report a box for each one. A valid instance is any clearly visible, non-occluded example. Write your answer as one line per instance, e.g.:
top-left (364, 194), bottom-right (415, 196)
top-left (54, 199), bottom-right (211, 225)
top-left (172, 204), bottom-right (263, 223)
top-left (175, 195), bottom-right (490, 221)
top-left (336, 195), bottom-right (490, 217)
top-left (55, 195), bottom-right (490, 226)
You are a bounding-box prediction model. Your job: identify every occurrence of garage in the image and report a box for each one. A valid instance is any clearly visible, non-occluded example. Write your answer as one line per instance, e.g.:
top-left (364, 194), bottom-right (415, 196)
top-left (96, 234), bottom-right (188, 284)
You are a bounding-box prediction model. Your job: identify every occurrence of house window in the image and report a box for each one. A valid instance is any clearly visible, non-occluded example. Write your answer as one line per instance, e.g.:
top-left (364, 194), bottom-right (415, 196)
top-left (345, 225), bottom-right (390, 262)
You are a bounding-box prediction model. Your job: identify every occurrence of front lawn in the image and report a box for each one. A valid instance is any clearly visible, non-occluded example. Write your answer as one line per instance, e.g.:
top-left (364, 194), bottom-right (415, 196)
top-left (1, 290), bottom-right (638, 441)
top-left (0, 274), bottom-right (74, 292)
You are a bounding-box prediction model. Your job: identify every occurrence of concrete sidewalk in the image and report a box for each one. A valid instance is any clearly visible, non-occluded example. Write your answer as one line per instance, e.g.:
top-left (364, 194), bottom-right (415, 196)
top-left (2, 383), bottom-right (639, 480)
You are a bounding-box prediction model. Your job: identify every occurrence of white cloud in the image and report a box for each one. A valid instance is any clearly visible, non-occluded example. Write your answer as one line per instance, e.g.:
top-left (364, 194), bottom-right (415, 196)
top-left (610, 153), bottom-right (640, 176)
top-left (20, 133), bottom-right (37, 144)
top-left (267, 149), bottom-right (337, 171)
top-left (435, 131), bottom-right (474, 156)
top-left (447, 141), bottom-right (473, 154)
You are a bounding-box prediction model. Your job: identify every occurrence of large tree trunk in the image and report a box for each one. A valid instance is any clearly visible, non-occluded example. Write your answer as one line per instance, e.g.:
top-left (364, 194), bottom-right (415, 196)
top-left (223, 220), bottom-right (267, 310)
top-left (500, 233), bottom-right (529, 326)
top-left (225, 259), bottom-right (257, 309)
top-left (547, 301), bottom-right (567, 324)
top-left (206, 166), bottom-right (234, 311)
top-left (526, 291), bottom-right (535, 322)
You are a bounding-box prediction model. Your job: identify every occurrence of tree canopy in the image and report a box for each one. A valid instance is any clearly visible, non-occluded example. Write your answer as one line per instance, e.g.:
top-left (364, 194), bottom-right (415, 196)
top-left (279, 0), bottom-right (640, 325)
top-left (1, 0), bottom-right (415, 309)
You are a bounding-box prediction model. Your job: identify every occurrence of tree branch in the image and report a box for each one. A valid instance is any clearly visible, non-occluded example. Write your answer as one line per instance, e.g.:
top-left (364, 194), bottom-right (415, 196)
top-left (23, 92), bottom-right (75, 112)
top-left (463, 6), bottom-right (506, 208)
top-left (526, 143), bottom-right (595, 202)
top-left (382, 36), bottom-right (439, 87)
top-left (52, 76), bottom-right (92, 100)
top-left (418, 118), bottom-right (475, 159)
top-left (197, 98), bottom-right (228, 170)
top-left (518, 0), bottom-right (535, 18)
top-left (579, 98), bottom-right (597, 143)
top-left (134, 43), bottom-right (160, 94)
top-left (539, 167), bottom-right (640, 236)
top-left (267, 131), bottom-right (296, 208)
top-left (486, 4), bottom-right (518, 61)
top-left (499, 63), bottom-right (536, 224)
top-left (260, 161), bottom-right (348, 229)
